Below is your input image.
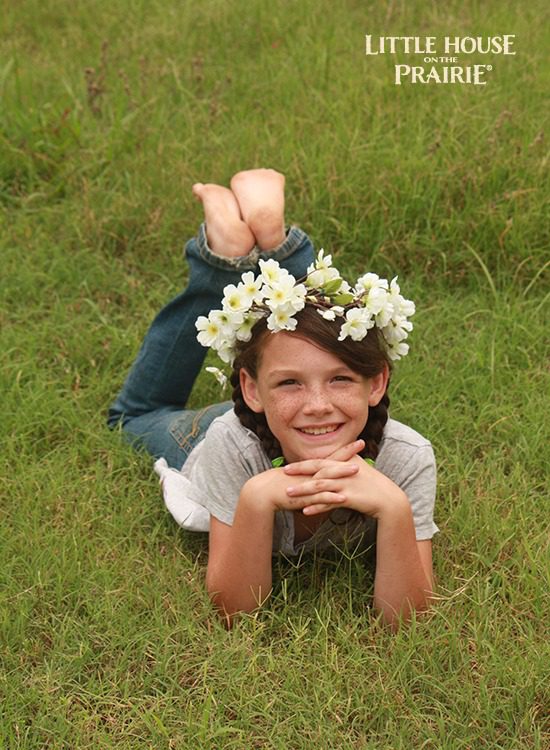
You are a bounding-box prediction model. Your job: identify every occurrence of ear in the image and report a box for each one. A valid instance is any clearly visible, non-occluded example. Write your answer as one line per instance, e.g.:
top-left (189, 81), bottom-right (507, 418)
top-left (367, 364), bottom-right (390, 406)
top-left (239, 368), bottom-right (265, 413)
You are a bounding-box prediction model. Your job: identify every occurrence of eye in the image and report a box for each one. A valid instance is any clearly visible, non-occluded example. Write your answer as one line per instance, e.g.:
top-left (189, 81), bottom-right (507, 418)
top-left (332, 375), bottom-right (353, 382)
top-left (278, 378), bottom-right (299, 387)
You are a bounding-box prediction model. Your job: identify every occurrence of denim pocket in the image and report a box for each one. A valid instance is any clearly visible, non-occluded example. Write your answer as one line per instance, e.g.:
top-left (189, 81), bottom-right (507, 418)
top-left (169, 402), bottom-right (232, 458)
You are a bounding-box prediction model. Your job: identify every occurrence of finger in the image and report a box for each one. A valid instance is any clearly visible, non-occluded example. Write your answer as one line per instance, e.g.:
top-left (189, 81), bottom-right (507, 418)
top-left (287, 477), bottom-right (345, 497)
top-left (302, 502), bottom-right (340, 516)
top-left (287, 461), bottom-right (360, 484)
top-left (314, 463), bottom-right (359, 480)
top-left (284, 460), bottom-right (359, 478)
top-left (283, 458), bottom-right (329, 475)
top-left (326, 439), bottom-right (365, 462)
top-left (284, 492), bottom-right (346, 509)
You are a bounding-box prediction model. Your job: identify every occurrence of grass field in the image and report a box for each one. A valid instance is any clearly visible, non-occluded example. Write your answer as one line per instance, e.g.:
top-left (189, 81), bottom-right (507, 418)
top-left (1, 1), bottom-right (549, 747)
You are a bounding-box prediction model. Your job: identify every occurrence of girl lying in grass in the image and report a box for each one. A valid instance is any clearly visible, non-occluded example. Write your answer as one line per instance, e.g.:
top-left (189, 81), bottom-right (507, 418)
top-left (108, 168), bottom-right (437, 627)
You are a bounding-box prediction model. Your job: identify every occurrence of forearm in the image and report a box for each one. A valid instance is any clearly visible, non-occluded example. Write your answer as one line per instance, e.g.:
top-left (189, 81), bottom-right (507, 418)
top-left (206, 489), bottom-right (274, 622)
top-left (372, 497), bottom-right (433, 627)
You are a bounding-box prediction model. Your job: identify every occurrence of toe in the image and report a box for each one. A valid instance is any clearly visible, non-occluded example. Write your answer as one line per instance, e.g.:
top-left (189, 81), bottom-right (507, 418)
top-left (192, 182), bottom-right (204, 199)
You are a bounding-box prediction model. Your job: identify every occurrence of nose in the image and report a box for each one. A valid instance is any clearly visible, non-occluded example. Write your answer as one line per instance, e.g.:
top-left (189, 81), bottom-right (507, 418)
top-left (302, 385), bottom-right (333, 416)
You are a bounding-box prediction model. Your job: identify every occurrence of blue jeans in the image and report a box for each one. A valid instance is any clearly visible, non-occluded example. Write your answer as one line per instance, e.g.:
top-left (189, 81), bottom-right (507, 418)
top-left (108, 223), bottom-right (315, 468)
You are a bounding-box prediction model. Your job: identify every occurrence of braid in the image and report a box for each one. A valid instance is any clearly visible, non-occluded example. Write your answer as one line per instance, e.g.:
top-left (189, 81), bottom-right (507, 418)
top-left (359, 391), bottom-right (390, 461)
top-left (231, 371), bottom-right (282, 461)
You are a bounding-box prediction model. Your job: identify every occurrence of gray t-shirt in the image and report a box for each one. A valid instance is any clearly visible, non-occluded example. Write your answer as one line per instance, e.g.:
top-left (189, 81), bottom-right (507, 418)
top-left (180, 409), bottom-right (438, 557)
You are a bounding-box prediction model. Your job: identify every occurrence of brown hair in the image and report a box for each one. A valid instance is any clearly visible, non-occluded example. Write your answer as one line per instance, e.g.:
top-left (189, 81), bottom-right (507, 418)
top-left (230, 305), bottom-right (392, 461)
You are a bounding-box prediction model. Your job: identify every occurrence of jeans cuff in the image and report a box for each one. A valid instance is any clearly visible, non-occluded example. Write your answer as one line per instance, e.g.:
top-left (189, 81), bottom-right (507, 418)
top-left (187, 223), bottom-right (310, 272)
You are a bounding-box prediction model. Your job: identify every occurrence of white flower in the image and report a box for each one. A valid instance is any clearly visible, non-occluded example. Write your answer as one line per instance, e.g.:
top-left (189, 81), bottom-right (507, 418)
top-left (388, 276), bottom-right (415, 313)
top-left (397, 297), bottom-right (415, 318)
top-left (306, 248), bottom-right (333, 273)
top-left (389, 278), bottom-right (416, 319)
top-left (338, 307), bottom-right (375, 341)
top-left (196, 248), bottom-right (416, 365)
top-left (259, 258), bottom-right (292, 287)
top-left (402, 298), bottom-right (415, 317)
top-left (306, 249), bottom-right (342, 289)
top-left (221, 284), bottom-right (251, 313)
top-left (315, 248), bottom-right (333, 268)
top-left (307, 266), bottom-right (342, 289)
top-left (266, 305), bottom-right (299, 332)
top-left (205, 366), bottom-right (228, 389)
top-left (210, 309), bottom-right (244, 335)
top-left (386, 341), bottom-right (410, 361)
top-left (374, 299), bottom-right (394, 328)
top-left (196, 309), bottom-right (242, 356)
top-left (217, 344), bottom-right (236, 364)
top-left (195, 315), bottom-right (222, 348)
top-left (264, 277), bottom-right (307, 312)
top-left (338, 280), bottom-right (352, 294)
top-left (355, 272), bottom-right (388, 295)
top-left (383, 316), bottom-right (414, 344)
top-left (235, 310), bottom-right (264, 341)
top-left (389, 276), bottom-right (401, 294)
top-left (363, 286), bottom-right (390, 317)
top-left (317, 305), bottom-right (345, 321)
top-left (238, 272), bottom-right (264, 306)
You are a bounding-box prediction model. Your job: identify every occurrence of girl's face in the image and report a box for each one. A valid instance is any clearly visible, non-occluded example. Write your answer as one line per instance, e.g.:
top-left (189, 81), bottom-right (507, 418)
top-left (240, 332), bottom-right (388, 462)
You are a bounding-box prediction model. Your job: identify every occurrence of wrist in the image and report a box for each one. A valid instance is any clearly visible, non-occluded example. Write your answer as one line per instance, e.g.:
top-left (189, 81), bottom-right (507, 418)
top-left (371, 489), bottom-right (411, 522)
top-left (241, 470), bottom-right (279, 515)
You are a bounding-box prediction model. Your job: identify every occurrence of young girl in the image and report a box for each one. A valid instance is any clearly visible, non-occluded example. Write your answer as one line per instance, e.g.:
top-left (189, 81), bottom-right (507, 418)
top-left (108, 169), bottom-right (437, 627)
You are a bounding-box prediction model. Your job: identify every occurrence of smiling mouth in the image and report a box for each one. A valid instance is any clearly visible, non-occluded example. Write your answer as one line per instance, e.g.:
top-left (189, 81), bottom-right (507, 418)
top-left (297, 424), bottom-right (341, 436)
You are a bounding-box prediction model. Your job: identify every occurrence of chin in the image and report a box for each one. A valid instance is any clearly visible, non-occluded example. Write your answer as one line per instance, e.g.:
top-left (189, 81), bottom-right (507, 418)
top-left (299, 444), bottom-right (342, 461)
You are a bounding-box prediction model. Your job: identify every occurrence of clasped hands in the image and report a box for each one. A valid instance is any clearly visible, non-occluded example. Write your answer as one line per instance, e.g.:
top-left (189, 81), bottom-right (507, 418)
top-left (281, 439), bottom-right (406, 519)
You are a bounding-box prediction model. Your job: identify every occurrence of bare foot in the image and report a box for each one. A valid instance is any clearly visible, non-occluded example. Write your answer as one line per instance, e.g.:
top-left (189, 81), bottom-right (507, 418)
top-left (230, 169), bottom-right (286, 251)
top-left (192, 183), bottom-right (255, 258)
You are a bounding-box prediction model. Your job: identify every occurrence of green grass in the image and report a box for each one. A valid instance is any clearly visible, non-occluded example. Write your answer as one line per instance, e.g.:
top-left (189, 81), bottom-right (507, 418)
top-left (1, 0), bottom-right (549, 747)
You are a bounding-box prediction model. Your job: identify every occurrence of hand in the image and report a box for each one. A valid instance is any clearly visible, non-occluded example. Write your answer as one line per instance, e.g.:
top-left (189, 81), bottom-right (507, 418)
top-left (241, 461), bottom-right (348, 515)
top-left (278, 439), bottom-right (365, 514)
top-left (283, 441), bottom-right (407, 517)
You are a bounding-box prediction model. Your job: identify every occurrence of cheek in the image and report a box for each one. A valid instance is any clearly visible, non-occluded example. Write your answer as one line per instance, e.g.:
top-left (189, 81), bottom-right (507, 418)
top-left (263, 393), bottom-right (300, 425)
top-left (335, 388), bottom-right (369, 411)
top-left (339, 393), bottom-right (371, 426)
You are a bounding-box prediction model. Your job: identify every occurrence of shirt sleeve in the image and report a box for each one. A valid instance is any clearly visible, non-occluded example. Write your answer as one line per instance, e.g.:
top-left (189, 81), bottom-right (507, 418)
top-left (393, 444), bottom-right (438, 540)
top-left (184, 419), bottom-right (270, 526)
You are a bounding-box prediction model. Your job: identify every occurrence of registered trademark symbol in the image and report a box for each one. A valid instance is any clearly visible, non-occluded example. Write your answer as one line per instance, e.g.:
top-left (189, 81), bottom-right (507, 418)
top-left (487, 65), bottom-right (493, 71)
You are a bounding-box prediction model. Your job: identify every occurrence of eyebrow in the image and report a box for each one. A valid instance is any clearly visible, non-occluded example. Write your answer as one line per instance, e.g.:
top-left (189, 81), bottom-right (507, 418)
top-left (267, 366), bottom-right (354, 378)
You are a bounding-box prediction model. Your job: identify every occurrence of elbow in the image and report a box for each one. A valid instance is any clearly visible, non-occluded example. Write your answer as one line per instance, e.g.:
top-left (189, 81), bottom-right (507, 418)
top-left (208, 590), bottom-right (263, 629)
top-left (206, 572), bottom-right (268, 628)
top-left (209, 592), bottom-right (239, 629)
top-left (374, 588), bottom-right (435, 631)
top-left (205, 573), bottom-right (237, 627)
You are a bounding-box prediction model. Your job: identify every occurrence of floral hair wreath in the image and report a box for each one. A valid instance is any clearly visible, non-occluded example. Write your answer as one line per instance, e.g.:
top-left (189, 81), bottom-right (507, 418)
top-left (195, 250), bottom-right (415, 386)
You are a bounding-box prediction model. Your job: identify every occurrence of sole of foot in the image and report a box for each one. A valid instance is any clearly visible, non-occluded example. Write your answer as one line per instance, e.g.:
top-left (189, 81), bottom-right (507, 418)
top-left (192, 183), bottom-right (255, 258)
top-left (230, 169), bottom-right (286, 251)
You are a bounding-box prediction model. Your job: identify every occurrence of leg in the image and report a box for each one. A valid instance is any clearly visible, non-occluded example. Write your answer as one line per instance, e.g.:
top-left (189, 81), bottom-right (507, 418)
top-left (108, 178), bottom-right (315, 467)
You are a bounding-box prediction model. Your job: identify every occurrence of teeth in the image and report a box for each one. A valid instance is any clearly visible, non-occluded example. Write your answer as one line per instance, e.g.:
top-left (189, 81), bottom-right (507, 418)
top-left (299, 425), bottom-right (338, 435)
